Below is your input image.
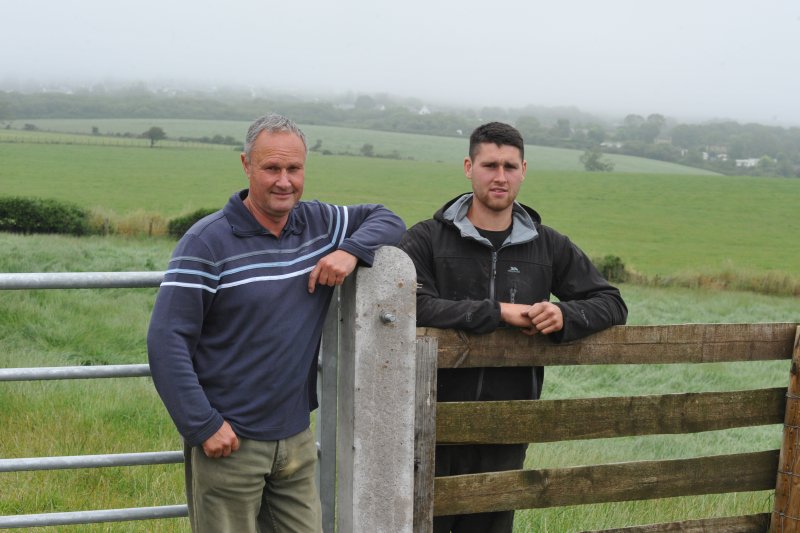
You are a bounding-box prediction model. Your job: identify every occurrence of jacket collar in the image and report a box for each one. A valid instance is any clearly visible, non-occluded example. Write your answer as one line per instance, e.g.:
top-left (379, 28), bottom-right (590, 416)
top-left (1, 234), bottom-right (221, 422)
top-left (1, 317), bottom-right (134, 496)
top-left (223, 189), bottom-right (307, 238)
top-left (437, 193), bottom-right (539, 248)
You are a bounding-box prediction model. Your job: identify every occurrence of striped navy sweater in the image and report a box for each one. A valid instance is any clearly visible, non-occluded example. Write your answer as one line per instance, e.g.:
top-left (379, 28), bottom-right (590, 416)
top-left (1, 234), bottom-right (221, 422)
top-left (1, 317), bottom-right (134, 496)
top-left (147, 190), bottom-right (405, 446)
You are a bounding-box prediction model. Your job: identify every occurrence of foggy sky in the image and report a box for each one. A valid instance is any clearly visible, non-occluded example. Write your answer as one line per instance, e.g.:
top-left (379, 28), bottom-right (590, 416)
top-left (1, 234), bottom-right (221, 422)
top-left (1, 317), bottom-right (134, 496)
top-left (2, 0), bottom-right (799, 125)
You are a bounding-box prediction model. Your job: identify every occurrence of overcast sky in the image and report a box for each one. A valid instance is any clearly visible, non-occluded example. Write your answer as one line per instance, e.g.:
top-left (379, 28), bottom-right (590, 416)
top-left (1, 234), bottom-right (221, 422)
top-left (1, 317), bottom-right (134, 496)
top-left (2, 0), bottom-right (799, 125)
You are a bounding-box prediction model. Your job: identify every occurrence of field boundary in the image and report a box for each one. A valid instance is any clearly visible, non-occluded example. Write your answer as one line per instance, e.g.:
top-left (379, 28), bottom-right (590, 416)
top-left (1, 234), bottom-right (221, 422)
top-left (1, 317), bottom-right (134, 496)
top-left (0, 130), bottom-right (233, 150)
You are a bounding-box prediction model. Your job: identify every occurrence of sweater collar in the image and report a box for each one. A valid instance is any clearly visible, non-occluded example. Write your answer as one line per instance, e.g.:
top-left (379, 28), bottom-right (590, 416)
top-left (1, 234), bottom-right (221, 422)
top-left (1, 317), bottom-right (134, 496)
top-left (223, 189), bottom-right (307, 237)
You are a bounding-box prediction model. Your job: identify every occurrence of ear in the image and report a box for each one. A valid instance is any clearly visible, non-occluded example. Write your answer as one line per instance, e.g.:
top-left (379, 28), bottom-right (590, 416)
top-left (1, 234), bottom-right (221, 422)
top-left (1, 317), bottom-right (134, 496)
top-left (522, 159), bottom-right (527, 180)
top-left (464, 156), bottom-right (472, 179)
top-left (240, 152), bottom-right (250, 174)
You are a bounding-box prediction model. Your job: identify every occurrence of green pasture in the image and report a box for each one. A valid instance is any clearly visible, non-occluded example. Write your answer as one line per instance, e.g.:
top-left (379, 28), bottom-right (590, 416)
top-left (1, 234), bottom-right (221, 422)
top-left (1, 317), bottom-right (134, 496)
top-left (1, 138), bottom-right (798, 281)
top-left (0, 123), bottom-right (798, 530)
top-left (4, 118), bottom-right (719, 173)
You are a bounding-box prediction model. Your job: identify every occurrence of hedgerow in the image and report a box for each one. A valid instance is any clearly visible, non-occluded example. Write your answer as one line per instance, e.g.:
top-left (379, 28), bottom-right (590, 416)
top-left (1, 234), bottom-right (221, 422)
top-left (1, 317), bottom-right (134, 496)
top-left (0, 196), bottom-right (91, 236)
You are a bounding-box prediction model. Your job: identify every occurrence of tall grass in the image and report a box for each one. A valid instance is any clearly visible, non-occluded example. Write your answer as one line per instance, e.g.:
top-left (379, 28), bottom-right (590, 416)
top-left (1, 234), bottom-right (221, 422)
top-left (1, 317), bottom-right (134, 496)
top-left (88, 207), bottom-right (170, 237)
top-left (632, 265), bottom-right (800, 297)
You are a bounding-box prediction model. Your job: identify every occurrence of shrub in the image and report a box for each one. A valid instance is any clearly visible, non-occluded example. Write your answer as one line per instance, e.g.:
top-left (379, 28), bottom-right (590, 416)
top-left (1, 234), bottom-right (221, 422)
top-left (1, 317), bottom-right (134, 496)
top-left (593, 254), bottom-right (628, 282)
top-left (580, 147), bottom-right (615, 172)
top-left (0, 196), bottom-right (91, 236)
top-left (168, 208), bottom-right (218, 239)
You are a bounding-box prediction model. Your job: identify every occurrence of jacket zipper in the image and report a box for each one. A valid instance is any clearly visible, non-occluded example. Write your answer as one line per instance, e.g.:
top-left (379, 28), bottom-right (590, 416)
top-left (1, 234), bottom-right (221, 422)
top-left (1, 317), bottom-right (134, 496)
top-left (476, 249), bottom-right (499, 401)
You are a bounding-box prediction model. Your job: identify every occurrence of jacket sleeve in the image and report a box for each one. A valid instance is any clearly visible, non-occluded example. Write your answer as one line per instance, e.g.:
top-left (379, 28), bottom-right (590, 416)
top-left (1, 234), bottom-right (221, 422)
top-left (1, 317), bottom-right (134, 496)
top-left (549, 232), bottom-right (628, 343)
top-left (146, 234), bottom-right (225, 446)
top-left (399, 221), bottom-right (501, 334)
top-left (336, 204), bottom-right (406, 266)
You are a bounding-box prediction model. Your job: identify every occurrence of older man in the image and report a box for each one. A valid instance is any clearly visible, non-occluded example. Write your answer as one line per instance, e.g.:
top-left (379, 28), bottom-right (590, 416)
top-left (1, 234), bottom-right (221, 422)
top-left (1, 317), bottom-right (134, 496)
top-left (148, 113), bottom-right (405, 532)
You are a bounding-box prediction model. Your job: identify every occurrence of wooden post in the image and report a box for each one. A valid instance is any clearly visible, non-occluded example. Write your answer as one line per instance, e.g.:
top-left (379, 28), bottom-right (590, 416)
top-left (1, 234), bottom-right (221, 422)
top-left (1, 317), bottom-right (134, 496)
top-left (337, 247), bottom-right (417, 533)
top-left (414, 336), bottom-right (438, 533)
top-left (316, 287), bottom-right (340, 533)
top-left (772, 326), bottom-right (800, 532)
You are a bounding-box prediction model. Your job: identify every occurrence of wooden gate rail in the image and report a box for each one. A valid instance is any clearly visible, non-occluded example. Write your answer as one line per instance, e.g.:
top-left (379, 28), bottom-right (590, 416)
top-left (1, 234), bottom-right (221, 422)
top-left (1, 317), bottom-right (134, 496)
top-left (436, 388), bottom-right (786, 444)
top-left (414, 323), bottom-right (800, 532)
top-left (420, 323), bottom-right (797, 367)
top-left (434, 450), bottom-right (779, 515)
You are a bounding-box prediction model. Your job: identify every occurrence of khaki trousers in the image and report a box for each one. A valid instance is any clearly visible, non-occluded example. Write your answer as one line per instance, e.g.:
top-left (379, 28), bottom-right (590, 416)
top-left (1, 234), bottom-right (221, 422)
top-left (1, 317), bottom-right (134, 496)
top-left (184, 427), bottom-right (322, 533)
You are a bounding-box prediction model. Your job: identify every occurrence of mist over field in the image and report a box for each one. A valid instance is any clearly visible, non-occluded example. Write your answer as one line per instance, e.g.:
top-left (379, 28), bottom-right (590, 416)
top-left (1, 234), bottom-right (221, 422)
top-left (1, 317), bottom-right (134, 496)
top-left (2, 0), bottom-right (799, 126)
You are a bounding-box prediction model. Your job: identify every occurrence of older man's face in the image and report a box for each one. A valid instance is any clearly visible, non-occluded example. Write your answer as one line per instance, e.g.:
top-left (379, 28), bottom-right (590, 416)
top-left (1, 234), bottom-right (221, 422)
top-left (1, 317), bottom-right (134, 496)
top-left (241, 131), bottom-right (306, 228)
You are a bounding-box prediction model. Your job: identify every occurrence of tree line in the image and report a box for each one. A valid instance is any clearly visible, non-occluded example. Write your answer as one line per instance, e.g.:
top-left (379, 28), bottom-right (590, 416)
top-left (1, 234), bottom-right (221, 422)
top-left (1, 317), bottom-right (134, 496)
top-left (1, 88), bottom-right (798, 177)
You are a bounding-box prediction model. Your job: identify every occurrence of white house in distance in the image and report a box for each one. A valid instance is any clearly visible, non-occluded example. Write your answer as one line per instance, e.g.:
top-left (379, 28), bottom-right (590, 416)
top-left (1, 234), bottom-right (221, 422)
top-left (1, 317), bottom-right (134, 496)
top-left (735, 158), bottom-right (760, 168)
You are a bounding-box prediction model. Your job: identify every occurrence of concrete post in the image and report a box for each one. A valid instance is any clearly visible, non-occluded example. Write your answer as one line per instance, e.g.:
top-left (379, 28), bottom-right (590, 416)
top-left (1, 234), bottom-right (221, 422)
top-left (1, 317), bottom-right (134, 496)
top-left (337, 247), bottom-right (417, 533)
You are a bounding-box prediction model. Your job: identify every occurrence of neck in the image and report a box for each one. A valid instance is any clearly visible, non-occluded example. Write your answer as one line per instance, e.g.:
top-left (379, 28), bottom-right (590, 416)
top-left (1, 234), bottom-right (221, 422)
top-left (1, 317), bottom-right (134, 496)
top-left (244, 196), bottom-right (288, 236)
top-left (467, 202), bottom-right (513, 231)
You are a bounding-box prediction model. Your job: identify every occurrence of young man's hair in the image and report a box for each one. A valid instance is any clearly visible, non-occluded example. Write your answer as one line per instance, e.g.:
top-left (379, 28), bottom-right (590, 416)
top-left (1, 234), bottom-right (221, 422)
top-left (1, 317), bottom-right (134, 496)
top-left (468, 122), bottom-right (525, 160)
top-left (243, 113), bottom-right (308, 162)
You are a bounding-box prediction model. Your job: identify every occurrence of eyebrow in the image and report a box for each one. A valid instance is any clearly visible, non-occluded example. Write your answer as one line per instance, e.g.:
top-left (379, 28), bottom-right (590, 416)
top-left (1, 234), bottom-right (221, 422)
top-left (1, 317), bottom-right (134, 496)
top-left (481, 160), bottom-right (519, 167)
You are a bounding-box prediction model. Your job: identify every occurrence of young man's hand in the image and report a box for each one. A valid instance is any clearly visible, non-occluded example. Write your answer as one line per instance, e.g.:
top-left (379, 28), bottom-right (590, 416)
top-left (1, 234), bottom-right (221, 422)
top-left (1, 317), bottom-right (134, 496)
top-left (500, 301), bottom-right (564, 336)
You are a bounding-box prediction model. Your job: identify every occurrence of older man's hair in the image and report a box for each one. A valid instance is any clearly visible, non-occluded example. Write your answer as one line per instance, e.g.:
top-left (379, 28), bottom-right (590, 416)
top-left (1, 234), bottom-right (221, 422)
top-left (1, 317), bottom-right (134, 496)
top-left (468, 122), bottom-right (525, 161)
top-left (243, 113), bottom-right (308, 161)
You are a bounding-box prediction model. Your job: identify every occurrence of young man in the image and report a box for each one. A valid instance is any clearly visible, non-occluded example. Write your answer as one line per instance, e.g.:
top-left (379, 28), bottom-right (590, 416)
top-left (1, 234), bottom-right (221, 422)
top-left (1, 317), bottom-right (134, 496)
top-left (399, 122), bottom-right (627, 533)
top-left (147, 113), bottom-right (405, 533)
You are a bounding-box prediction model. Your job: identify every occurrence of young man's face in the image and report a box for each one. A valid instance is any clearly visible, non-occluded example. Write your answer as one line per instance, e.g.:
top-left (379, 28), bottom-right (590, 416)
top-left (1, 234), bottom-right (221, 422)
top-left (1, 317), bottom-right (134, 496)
top-left (240, 131), bottom-right (306, 225)
top-left (464, 142), bottom-right (526, 214)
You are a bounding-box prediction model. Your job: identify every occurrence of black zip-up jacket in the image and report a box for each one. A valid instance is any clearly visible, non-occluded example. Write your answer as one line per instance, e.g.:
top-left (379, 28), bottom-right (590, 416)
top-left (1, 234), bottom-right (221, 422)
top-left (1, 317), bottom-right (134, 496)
top-left (399, 193), bottom-right (628, 402)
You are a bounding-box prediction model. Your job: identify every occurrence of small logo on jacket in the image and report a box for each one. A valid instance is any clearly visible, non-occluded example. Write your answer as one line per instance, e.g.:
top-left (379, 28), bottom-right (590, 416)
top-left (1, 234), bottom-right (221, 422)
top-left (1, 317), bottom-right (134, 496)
top-left (507, 266), bottom-right (520, 274)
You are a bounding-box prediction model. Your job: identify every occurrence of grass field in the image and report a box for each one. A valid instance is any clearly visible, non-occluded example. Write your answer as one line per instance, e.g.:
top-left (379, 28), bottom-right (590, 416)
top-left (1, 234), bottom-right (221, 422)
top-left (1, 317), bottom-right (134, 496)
top-left (3, 118), bottom-right (720, 173)
top-left (1, 135), bottom-right (798, 283)
top-left (0, 122), bottom-right (798, 530)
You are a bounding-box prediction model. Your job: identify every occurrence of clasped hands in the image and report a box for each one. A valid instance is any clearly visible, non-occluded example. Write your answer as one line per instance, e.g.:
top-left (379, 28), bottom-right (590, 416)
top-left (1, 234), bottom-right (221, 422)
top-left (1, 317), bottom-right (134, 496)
top-left (500, 301), bottom-right (564, 336)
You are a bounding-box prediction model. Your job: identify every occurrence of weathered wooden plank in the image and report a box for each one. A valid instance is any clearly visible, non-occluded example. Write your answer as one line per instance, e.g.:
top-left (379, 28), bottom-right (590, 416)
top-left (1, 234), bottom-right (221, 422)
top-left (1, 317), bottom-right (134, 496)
top-left (413, 337), bottom-right (437, 533)
top-left (418, 323), bottom-right (798, 367)
top-left (772, 327), bottom-right (800, 532)
top-left (434, 450), bottom-right (779, 516)
top-left (436, 388), bottom-right (786, 444)
top-left (581, 512), bottom-right (771, 532)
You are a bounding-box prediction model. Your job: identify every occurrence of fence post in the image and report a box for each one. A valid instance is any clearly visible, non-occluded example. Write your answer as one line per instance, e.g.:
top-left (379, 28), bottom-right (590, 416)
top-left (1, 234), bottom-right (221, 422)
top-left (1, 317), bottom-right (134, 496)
top-left (772, 326), bottom-right (800, 532)
top-left (414, 336), bottom-right (438, 533)
top-left (316, 287), bottom-right (340, 533)
top-left (337, 246), bottom-right (417, 533)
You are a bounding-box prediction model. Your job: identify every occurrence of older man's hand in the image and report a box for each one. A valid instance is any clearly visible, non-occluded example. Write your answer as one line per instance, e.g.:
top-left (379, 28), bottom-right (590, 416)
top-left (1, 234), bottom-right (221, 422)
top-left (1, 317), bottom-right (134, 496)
top-left (308, 250), bottom-right (358, 293)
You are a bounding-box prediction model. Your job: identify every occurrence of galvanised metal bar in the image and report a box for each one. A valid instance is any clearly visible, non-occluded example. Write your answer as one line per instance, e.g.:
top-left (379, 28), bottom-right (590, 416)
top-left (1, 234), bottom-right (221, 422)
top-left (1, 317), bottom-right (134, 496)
top-left (0, 269), bottom-right (338, 529)
top-left (0, 271), bottom-right (164, 290)
top-left (0, 364), bottom-right (151, 381)
top-left (0, 451), bottom-right (183, 473)
top-left (0, 505), bottom-right (188, 528)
